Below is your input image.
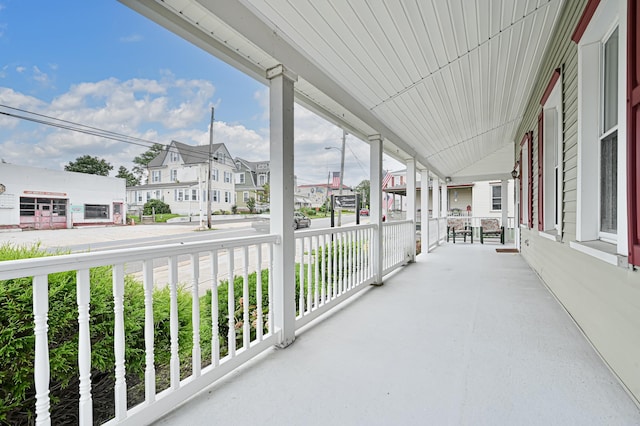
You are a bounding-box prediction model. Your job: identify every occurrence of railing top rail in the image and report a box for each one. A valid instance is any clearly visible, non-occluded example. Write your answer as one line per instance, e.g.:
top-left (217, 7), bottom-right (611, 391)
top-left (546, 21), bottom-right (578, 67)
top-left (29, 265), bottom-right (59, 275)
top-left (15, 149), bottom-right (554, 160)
top-left (382, 219), bottom-right (414, 227)
top-left (0, 234), bottom-right (280, 280)
top-left (295, 223), bottom-right (376, 237)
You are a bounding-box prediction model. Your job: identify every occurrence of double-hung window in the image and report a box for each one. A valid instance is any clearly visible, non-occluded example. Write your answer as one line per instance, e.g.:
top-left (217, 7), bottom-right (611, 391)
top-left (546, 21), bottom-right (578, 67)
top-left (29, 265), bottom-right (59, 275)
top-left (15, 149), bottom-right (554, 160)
top-left (491, 185), bottom-right (501, 211)
top-left (519, 132), bottom-right (532, 228)
top-left (573, 0), bottom-right (627, 261)
top-left (600, 27), bottom-right (618, 240)
top-left (539, 69), bottom-right (563, 236)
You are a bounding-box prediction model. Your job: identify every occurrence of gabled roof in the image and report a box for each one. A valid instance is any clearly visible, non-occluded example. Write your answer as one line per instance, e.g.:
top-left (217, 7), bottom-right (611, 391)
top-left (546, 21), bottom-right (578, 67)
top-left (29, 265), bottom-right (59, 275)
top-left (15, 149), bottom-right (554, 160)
top-left (148, 140), bottom-right (230, 167)
top-left (235, 157), bottom-right (270, 173)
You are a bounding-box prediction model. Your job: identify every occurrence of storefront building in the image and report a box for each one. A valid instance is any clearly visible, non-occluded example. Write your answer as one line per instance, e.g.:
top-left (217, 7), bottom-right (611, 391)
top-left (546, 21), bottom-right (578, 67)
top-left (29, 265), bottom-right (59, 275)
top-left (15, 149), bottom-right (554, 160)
top-left (0, 163), bottom-right (126, 230)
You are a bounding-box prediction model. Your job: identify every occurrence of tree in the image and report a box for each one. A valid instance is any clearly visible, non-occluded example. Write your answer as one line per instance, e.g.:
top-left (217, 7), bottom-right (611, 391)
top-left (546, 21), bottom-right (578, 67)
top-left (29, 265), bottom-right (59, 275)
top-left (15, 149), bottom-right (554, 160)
top-left (259, 183), bottom-right (270, 204)
top-left (133, 143), bottom-right (165, 183)
top-left (246, 197), bottom-right (256, 213)
top-left (355, 179), bottom-right (370, 208)
top-left (143, 199), bottom-right (171, 215)
top-left (116, 166), bottom-right (140, 187)
top-left (64, 155), bottom-right (113, 176)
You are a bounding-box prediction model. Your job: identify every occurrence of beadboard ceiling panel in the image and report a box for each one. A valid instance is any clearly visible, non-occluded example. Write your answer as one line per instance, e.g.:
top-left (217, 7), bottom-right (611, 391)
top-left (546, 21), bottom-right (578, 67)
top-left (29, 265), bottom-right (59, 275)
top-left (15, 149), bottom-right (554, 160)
top-left (121, 0), bottom-right (563, 179)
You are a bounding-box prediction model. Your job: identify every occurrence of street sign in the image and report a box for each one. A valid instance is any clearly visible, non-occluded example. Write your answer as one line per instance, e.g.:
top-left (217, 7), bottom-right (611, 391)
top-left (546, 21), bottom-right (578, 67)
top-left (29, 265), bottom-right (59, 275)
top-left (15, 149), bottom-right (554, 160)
top-left (333, 194), bottom-right (357, 209)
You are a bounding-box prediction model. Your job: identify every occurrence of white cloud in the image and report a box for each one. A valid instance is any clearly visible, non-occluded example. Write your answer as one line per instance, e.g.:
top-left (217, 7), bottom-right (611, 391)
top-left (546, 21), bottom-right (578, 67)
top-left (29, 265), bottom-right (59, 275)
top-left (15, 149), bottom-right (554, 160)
top-left (32, 66), bottom-right (52, 86)
top-left (0, 74), bottom-right (390, 187)
top-left (16, 66), bottom-right (25, 73)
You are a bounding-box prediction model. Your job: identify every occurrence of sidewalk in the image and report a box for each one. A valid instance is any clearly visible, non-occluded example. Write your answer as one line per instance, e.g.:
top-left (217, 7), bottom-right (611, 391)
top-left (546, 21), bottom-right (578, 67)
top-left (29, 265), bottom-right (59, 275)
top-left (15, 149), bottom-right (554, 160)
top-left (0, 221), bottom-right (250, 250)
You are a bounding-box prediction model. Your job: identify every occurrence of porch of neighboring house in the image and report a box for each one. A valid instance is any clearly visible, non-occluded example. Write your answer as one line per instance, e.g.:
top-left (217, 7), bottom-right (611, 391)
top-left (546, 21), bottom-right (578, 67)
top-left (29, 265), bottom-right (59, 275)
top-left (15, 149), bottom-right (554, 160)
top-left (155, 242), bottom-right (640, 425)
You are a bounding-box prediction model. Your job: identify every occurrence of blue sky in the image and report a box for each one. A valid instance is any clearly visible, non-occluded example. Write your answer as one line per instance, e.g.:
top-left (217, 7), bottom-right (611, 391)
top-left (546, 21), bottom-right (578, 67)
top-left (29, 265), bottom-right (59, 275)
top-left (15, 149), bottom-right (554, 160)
top-left (0, 1), bottom-right (398, 186)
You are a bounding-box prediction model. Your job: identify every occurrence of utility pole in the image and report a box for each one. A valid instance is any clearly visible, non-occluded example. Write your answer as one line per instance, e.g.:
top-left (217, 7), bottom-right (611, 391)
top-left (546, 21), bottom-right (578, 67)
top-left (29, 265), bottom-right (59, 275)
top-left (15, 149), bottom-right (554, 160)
top-left (326, 171), bottom-right (331, 217)
top-left (338, 130), bottom-right (346, 227)
top-left (207, 107), bottom-right (214, 229)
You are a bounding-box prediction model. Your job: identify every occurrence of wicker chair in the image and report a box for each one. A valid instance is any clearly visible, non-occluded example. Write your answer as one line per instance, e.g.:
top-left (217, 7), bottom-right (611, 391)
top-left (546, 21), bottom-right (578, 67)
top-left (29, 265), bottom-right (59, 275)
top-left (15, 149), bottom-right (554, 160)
top-left (447, 217), bottom-right (473, 243)
top-left (479, 218), bottom-right (504, 244)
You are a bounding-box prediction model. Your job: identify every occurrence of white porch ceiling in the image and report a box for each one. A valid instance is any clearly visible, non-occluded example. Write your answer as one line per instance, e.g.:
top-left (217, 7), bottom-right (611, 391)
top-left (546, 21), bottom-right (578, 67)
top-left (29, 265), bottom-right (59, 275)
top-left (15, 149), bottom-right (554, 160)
top-left (121, 0), bottom-right (563, 179)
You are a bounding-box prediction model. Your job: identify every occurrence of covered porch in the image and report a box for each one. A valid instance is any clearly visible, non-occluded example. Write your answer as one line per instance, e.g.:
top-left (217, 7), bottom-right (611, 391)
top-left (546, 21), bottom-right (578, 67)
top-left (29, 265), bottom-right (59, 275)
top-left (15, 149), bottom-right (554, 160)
top-left (157, 243), bottom-right (639, 425)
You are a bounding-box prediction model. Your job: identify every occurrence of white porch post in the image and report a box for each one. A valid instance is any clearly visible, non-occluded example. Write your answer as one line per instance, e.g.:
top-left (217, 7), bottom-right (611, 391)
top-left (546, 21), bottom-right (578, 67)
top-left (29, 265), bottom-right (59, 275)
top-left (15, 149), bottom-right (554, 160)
top-left (369, 134), bottom-right (384, 285)
top-left (432, 177), bottom-right (440, 244)
top-left (441, 182), bottom-right (448, 217)
top-left (421, 170), bottom-right (430, 253)
top-left (267, 64), bottom-right (297, 348)
top-left (501, 179), bottom-right (509, 240)
top-left (406, 158), bottom-right (416, 262)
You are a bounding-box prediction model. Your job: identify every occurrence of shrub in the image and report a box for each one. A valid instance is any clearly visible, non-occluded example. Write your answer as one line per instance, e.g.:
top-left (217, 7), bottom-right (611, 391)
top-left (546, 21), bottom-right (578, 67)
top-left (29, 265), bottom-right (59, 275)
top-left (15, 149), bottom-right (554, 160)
top-left (143, 199), bottom-right (171, 215)
top-left (0, 244), bottom-right (195, 424)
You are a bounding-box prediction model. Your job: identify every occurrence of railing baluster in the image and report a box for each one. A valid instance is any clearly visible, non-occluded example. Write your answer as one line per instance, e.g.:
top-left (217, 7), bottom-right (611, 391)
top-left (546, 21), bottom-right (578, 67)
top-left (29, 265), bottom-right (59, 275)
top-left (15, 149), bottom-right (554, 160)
top-left (227, 248), bottom-right (236, 357)
top-left (168, 256), bottom-right (180, 389)
top-left (306, 237), bottom-right (312, 311)
top-left (348, 231), bottom-right (354, 290)
top-left (112, 264), bottom-right (127, 420)
top-left (191, 254), bottom-right (201, 377)
top-left (339, 232), bottom-right (344, 295)
top-left (76, 269), bottom-right (92, 426)
top-left (33, 274), bottom-right (51, 426)
top-left (256, 245), bottom-right (263, 342)
top-left (299, 238), bottom-right (305, 316)
top-left (242, 246), bottom-right (250, 349)
top-left (268, 244), bottom-right (274, 336)
top-left (329, 234), bottom-right (335, 299)
top-left (331, 232), bottom-right (337, 297)
top-left (313, 236), bottom-right (319, 308)
top-left (320, 235), bottom-right (326, 305)
top-left (356, 229), bottom-right (361, 285)
top-left (211, 250), bottom-right (220, 367)
top-left (142, 260), bottom-right (156, 402)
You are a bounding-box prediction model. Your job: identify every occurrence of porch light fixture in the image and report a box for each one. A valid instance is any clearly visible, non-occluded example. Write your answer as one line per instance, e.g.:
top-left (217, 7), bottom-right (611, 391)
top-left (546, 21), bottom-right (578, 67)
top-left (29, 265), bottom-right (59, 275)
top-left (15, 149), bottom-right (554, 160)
top-left (445, 176), bottom-right (452, 183)
top-left (511, 169), bottom-right (519, 179)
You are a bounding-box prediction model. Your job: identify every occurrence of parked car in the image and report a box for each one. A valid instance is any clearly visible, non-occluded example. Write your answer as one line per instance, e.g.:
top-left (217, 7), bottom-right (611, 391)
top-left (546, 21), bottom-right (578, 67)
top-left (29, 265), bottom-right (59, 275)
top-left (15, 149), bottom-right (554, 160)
top-left (359, 208), bottom-right (369, 216)
top-left (293, 211), bottom-right (311, 229)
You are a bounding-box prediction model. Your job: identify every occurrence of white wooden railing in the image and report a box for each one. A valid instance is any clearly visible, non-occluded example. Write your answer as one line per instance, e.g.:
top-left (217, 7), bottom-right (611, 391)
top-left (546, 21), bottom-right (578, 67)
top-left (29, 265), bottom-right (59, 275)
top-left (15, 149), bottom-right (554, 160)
top-left (0, 235), bottom-right (280, 426)
top-left (294, 224), bottom-right (376, 329)
top-left (427, 218), bottom-right (447, 250)
top-left (0, 221), bottom-right (420, 425)
top-left (382, 220), bottom-right (415, 274)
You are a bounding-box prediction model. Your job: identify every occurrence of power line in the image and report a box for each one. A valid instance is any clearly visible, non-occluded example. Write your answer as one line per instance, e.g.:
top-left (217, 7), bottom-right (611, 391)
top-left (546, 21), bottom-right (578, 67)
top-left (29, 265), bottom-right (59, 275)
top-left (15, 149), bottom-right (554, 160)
top-left (0, 104), bottom-right (220, 163)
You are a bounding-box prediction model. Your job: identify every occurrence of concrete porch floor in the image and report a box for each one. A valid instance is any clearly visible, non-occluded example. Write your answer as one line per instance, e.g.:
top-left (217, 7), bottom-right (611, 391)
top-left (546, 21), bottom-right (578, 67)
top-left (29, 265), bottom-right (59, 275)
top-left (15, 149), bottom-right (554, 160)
top-left (155, 243), bottom-right (640, 425)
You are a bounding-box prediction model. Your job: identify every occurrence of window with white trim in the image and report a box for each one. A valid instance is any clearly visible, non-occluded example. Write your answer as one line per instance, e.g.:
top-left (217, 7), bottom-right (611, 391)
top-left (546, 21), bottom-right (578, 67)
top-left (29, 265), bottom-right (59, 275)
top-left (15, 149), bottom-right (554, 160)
top-left (170, 169), bottom-right (178, 182)
top-left (491, 185), bottom-right (502, 211)
top-left (212, 190), bottom-right (220, 203)
top-left (212, 168), bottom-right (219, 181)
top-left (151, 170), bottom-right (161, 183)
top-left (170, 151), bottom-right (179, 162)
top-left (600, 27), bottom-right (618, 239)
top-left (224, 171), bottom-right (232, 183)
top-left (236, 173), bottom-right (245, 184)
top-left (258, 174), bottom-right (266, 186)
top-left (243, 191), bottom-right (249, 202)
top-left (520, 136), bottom-right (530, 227)
top-left (224, 191), bottom-right (231, 203)
top-left (575, 0), bottom-right (626, 255)
top-left (541, 73), bottom-right (563, 234)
